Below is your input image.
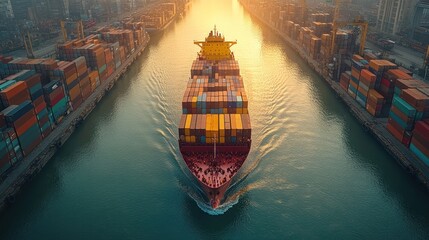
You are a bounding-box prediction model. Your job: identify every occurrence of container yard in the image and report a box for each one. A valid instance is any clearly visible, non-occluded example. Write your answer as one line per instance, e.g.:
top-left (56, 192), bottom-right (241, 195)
top-left (140, 2), bottom-right (178, 32)
top-left (0, 26), bottom-right (150, 211)
top-left (239, 0), bottom-right (429, 188)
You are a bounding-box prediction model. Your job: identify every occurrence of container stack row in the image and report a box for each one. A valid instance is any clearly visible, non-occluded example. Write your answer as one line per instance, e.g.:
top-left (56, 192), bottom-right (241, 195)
top-left (335, 54), bottom-right (429, 166)
top-left (0, 128), bottom-right (23, 174)
top-left (312, 22), bottom-right (332, 38)
top-left (2, 101), bottom-right (43, 157)
top-left (179, 113), bottom-right (251, 144)
top-left (411, 120), bottom-right (429, 165)
top-left (139, 2), bottom-right (176, 30)
top-left (217, 60), bottom-right (240, 76)
top-left (0, 26), bottom-right (148, 177)
top-left (182, 75), bottom-right (248, 115)
top-left (347, 57), bottom-right (402, 117)
top-left (387, 80), bottom-right (429, 147)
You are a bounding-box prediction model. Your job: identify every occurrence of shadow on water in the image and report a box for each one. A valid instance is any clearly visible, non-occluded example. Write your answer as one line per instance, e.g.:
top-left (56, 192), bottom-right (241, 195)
top-left (343, 121), bottom-right (429, 232)
top-left (0, 160), bottom-right (61, 238)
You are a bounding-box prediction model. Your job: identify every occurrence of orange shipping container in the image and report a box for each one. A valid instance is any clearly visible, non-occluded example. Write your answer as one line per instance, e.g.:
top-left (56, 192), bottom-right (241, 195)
top-left (69, 84), bottom-right (82, 100)
top-left (0, 81), bottom-right (30, 100)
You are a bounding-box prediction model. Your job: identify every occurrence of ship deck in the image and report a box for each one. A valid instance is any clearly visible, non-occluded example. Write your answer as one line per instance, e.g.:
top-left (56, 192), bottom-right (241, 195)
top-left (182, 152), bottom-right (247, 189)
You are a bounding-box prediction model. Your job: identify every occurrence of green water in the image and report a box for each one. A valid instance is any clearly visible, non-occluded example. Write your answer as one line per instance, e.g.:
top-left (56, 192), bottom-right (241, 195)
top-left (1, 0), bottom-right (429, 239)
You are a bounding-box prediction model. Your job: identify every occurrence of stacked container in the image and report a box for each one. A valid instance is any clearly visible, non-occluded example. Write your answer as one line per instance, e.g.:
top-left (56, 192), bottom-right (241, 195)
top-left (3, 101), bottom-right (42, 156)
top-left (88, 71), bottom-right (100, 92)
top-left (379, 69), bottom-right (413, 103)
top-left (49, 61), bottom-right (82, 111)
top-left (43, 80), bottom-right (68, 124)
top-left (182, 75), bottom-right (248, 115)
top-left (312, 22), bottom-right (332, 37)
top-left (320, 34), bottom-right (331, 60)
top-left (411, 120), bottom-right (429, 165)
top-left (309, 37), bottom-right (321, 59)
top-left (366, 89), bottom-right (385, 117)
top-left (348, 58), bottom-right (363, 98)
top-left (179, 113), bottom-right (251, 144)
top-left (368, 60), bottom-right (397, 90)
top-left (356, 69), bottom-right (376, 108)
top-left (0, 126), bottom-right (23, 173)
top-left (73, 57), bottom-right (91, 101)
top-left (217, 60), bottom-right (240, 76)
top-left (387, 81), bottom-right (429, 147)
top-left (0, 81), bottom-right (31, 108)
top-left (104, 48), bottom-right (115, 79)
top-left (10, 71), bottom-right (52, 138)
top-left (339, 71), bottom-right (351, 91)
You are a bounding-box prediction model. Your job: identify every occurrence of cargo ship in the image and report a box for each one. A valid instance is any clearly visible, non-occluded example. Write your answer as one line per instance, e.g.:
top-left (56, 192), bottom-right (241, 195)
top-left (178, 28), bottom-right (251, 209)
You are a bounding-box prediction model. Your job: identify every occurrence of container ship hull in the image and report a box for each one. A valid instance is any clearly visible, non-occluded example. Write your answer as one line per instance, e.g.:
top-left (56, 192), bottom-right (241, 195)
top-left (178, 28), bottom-right (252, 209)
top-left (179, 144), bottom-right (250, 208)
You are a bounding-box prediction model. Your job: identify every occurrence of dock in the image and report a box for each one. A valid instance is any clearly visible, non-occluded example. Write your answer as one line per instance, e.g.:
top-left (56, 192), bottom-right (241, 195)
top-left (239, 0), bottom-right (429, 189)
top-left (0, 35), bottom-right (150, 211)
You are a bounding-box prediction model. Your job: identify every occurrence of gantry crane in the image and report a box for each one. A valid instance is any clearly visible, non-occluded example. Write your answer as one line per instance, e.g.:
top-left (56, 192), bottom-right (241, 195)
top-left (22, 31), bottom-right (35, 59)
top-left (330, 0), bottom-right (368, 56)
top-left (60, 20), bottom-right (84, 42)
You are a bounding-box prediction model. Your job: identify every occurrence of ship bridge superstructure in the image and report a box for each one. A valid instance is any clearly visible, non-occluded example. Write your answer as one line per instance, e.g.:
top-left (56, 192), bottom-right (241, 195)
top-left (194, 27), bottom-right (237, 61)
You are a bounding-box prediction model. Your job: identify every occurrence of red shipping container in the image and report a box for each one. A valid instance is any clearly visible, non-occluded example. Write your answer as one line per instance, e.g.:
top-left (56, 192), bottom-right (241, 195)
top-left (51, 93), bottom-right (65, 107)
top-left (0, 81), bottom-right (31, 105)
top-left (33, 95), bottom-right (45, 108)
top-left (35, 101), bottom-right (47, 114)
top-left (12, 110), bottom-right (35, 129)
top-left (15, 116), bottom-right (38, 136)
top-left (411, 137), bottom-right (429, 158)
top-left (413, 121), bottom-right (429, 142)
top-left (413, 132), bottom-right (429, 149)
top-left (38, 115), bottom-right (50, 127)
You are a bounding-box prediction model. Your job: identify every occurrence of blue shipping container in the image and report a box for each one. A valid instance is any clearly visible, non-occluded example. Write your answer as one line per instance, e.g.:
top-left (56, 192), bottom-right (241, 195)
top-left (410, 144), bottom-right (429, 166)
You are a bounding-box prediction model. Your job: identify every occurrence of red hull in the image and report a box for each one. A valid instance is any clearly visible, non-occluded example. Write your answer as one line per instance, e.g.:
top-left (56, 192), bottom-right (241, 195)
top-left (179, 143), bottom-right (250, 208)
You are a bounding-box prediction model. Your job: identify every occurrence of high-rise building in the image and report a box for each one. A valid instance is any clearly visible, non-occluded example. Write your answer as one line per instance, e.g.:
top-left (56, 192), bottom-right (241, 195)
top-left (0, 0), bottom-right (14, 18)
top-left (411, 0), bottom-right (429, 43)
top-left (376, 0), bottom-right (419, 35)
top-left (9, 0), bottom-right (33, 20)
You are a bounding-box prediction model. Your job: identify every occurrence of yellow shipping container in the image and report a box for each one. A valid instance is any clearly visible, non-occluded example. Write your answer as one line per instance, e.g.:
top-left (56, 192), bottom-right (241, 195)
top-left (206, 114), bottom-right (212, 138)
top-left (220, 137), bottom-right (225, 143)
top-left (231, 114), bottom-right (236, 136)
top-left (212, 114), bottom-right (219, 138)
top-left (236, 108), bottom-right (243, 114)
top-left (191, 136), bottom-right (196, 143)
top-left (192, 96), bottom-right (197, 108)
top-left (185, 136), bottom-right (191, 142)
top-left (219, 114), bottom-right (225, 137)
top-left (235, 114), bottom-right (243, 130)
top-left (185, 114), bottom-right (192, 136)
